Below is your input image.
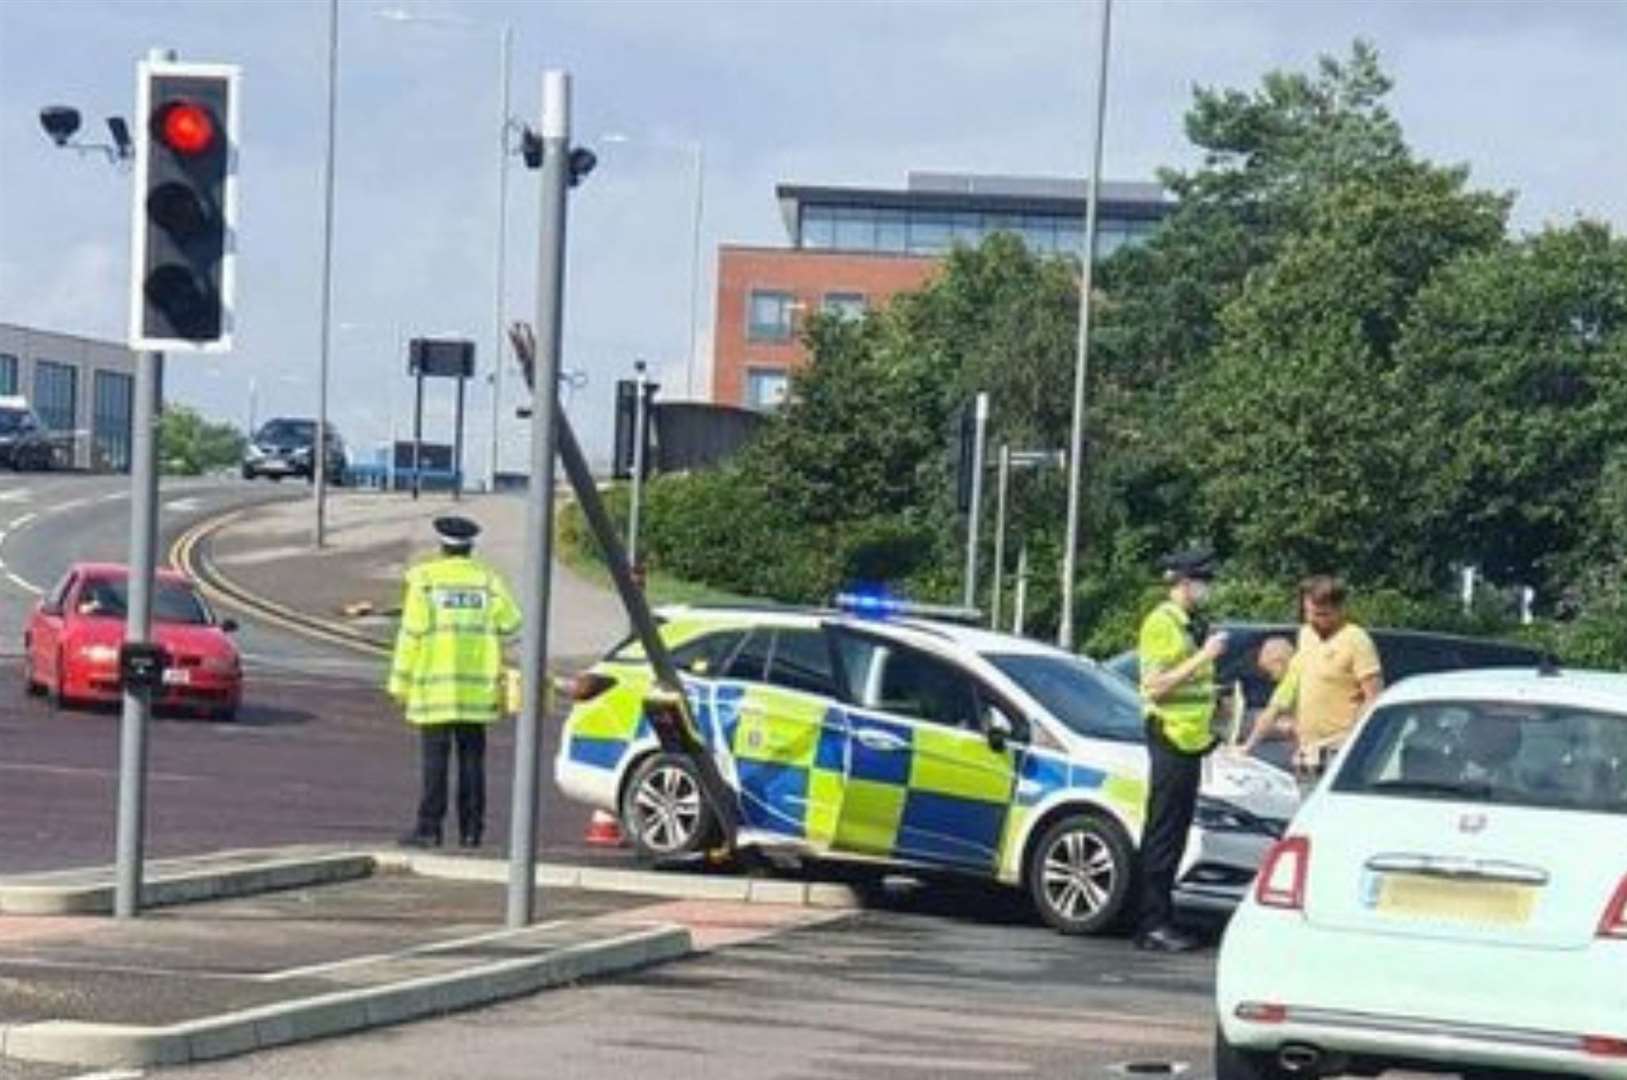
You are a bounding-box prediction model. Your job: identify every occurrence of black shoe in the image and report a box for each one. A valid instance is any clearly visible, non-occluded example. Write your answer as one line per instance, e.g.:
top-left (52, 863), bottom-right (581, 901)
top-left (1134, 926), bottom-right (1204, 953)
top-left (398, 829), bottom-right (441, 849)
top-left (459, 833), bottom-right (482, 849)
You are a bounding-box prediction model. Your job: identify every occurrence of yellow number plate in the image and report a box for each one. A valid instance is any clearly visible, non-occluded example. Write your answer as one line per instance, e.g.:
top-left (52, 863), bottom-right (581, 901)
top-left (1378, 875), bottom-right (1536, 926)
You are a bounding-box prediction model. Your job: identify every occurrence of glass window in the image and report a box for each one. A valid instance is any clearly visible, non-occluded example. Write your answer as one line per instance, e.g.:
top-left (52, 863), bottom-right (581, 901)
top-left (906, 212), bottom-right (951, 255)
top-left (767, 629), bottom-right (837, 697)
top-left (837, 635), bottom-right (980, 729)
top-left (950, 211), bottom-right (983, 247)
top-left (984, 213), bottom-right (1022, 237)
top-left (747, 290), bottom-right (795, 342)
top-left (833, 207), bottom-right (877, 251)
top-left (670, 630), bottom-right (747, 677)
top-left (875, 210), bottom-right (907, 253)
top-left (745, 367), bottom-right (789, 411)
top-left (257, 419), bottom-right (316, 445)
top-left (801, 206), bottom-right (835, 249)
top-left (76, 576), bottom-right (211, 626)
top-left (722, 628), bottom-right (772, 682)
top-left (1020, 215), bottom-right (1057, 254)
top-left (92, 370), bottom-right (134, 472)
top-left (33, 360), bottom-right (77, 433)
top-left (1334, 700), bottom-right (1627, 815)
top-left (1095, 224), bottom-right (1132, 260)
top-left (0, 353), bottom-right (17, 395)
top-left (822, 292), bottom-right (866, 321)
top-left (988, 653), bottom-right (1146, 742)
top-left (43, 571), bottom-right (77, 616)
top-left (1057, 219), bottom-right (1085, 257)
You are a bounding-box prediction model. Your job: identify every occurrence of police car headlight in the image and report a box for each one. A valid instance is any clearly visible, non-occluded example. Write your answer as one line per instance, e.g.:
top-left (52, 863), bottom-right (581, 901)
top-left (245, 444), bottom-right (265, 460)
top-left (1194, 796), bottom-right (1274, 835)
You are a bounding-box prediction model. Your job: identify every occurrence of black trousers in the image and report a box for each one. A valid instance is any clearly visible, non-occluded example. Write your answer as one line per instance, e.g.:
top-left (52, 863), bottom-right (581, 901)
top-left (1140, 720), bottom-right (1204, 934)
top-left (415, 723), bottom-right (487, 840)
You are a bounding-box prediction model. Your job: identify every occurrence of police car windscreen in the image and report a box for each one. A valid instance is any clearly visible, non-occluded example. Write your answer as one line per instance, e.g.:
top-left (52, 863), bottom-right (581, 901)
top-left (989, 653), bottom-right (1145, 743)
top-left (1333, 700), bottom-right (1627, 816)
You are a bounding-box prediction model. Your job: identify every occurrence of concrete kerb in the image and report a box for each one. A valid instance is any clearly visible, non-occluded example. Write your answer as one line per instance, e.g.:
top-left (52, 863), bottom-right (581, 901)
top-left (0, 923), bottom-right (691, 1069)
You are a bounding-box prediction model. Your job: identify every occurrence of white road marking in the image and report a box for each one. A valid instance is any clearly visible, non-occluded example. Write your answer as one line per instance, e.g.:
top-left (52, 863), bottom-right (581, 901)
top-left (0, 762), bottom-right (205, 783)
top-left (65, 1070), bottom-right (146, 1080)
top-left (6, 571), bottom-right (42, 595)
top-left (51, 498), bottom-right (87, 513)
top-left (164, 497), bottom-right (202, 512)
top-left (100, 491), bottom-right (127, 503)
top-left (0, 487), bottom-right (31, 503)
top-left (9, 511), bottom-right (36, 528)
top-left (261, 921), bottom-right (568, 981)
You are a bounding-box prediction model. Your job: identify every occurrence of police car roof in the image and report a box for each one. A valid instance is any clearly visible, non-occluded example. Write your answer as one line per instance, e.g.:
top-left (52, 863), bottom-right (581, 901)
top-left (655, 603), bottom-right (1080, 661)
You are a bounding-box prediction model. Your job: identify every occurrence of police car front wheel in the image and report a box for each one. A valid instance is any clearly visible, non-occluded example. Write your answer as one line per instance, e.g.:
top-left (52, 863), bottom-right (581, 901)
top-left (1027, 813), bottom-right (1134, 935)
top-left (621, 753), bottom-right (717, 861)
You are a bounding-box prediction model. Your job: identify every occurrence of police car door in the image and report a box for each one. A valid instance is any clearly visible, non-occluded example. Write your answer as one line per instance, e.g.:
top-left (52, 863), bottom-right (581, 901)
top-left (716, 626), bottom-right (848, 848)
top-left (832, 632), bottom-right (1020, 872)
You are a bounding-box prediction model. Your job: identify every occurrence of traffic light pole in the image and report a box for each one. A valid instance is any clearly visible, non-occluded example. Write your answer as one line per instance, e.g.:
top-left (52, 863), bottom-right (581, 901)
top-left (627, 360), bottom-right (647, 569)
top-left (509, 70), bottom-right (571, 929)
top-left (991, 442), bottom-right (1009, 630)
top-left (114, 349), bottom-right (162, 919)
top-left (961, 391), bottom-right (988, 611)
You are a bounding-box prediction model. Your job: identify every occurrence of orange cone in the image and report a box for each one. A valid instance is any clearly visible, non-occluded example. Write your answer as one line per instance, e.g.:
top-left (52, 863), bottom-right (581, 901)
top-left (584, 809), bottom-right (625, 847)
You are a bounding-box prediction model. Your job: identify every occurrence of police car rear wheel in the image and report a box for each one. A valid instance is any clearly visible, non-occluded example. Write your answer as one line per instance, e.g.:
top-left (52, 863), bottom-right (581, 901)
top-left (622, 754), bottom-right (715, 861)
top-left (1213, 1025), bottom-right (1291, 1079)
top-left (1028, 813), bottom-right (1133, 935)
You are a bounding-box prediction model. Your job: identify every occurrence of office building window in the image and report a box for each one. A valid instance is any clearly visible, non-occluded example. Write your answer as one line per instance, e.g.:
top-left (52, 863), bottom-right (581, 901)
top-left (907, 213), bottom-right (951, 255)
top-left (745, 367), bottom-right (790, 411)
top-left (801, 206), bottom-right (835, 249)
top-left (823, 292), bottom-right (867, 321)
top-left (93, 370), bottom-right (134, 472)
top-left (876, 209), bottom-right (907, 252)
top-left (747, 290), bottom-right (797, 342)
top-left (0, 353), bottom-right (17, 396)
top-left (33, 360), bottom-right (77, 433)
top-left (833, 207), bottom-right (878, 250)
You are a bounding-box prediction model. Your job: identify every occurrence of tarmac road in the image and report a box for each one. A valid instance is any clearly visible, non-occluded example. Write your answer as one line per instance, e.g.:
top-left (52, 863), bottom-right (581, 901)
top-left (0, 473), bottom-right (605, 874)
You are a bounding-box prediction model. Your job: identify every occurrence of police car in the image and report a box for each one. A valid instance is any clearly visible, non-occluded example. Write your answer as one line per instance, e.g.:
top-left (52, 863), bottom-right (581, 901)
top-left (555, 600), bottom-right (1300, 934)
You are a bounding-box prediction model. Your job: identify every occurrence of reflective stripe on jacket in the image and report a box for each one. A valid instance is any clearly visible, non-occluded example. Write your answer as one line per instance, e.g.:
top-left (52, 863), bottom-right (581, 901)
top-left (388, 555), bottom-right (523, 726)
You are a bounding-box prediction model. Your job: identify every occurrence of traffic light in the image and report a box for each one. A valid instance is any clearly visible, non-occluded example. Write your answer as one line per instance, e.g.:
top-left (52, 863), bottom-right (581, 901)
top-left (612, 378), bottom-right (657, 480)
top-left (954, 402), bottom-right (976, 512)
top-left (130, 61), bottom-right (239, 352)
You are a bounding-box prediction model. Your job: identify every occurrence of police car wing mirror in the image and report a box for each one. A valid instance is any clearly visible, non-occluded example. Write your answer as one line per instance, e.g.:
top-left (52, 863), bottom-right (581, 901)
top-left (986, 709), bottom-right (1015, 751)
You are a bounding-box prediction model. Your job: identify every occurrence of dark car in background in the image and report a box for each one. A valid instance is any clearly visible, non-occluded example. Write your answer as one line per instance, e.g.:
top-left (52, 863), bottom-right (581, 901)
top-left (0, 396), bottom-right (58, 471)
top-left (241, 417), bottom-right (347, 483)
top-left (1105, 622), bottom-right (1547, 765)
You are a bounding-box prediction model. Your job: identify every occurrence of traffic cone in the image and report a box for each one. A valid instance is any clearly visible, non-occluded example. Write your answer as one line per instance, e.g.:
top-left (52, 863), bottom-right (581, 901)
top-left (584, 809), bottom-right (625, 847)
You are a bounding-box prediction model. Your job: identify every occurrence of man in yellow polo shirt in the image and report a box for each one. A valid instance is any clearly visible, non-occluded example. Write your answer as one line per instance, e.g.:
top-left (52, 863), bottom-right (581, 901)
top-left (1240, 575), bottom-right (1383, 779)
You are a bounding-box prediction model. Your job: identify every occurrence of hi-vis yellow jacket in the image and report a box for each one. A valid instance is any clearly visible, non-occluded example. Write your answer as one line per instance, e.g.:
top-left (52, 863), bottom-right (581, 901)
top-left (388, 554), bottom-right (523, 726)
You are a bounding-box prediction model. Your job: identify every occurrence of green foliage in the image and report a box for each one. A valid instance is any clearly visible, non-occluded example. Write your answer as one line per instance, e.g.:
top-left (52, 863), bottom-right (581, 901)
top-left (158, 405), bottom-right (244, 476)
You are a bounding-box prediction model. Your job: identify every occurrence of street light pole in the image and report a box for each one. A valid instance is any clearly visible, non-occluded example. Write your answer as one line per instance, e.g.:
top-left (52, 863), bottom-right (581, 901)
top-left (685, 142), bottom-right (704, 399)
top-left (489, 24), bottom-right (512, 491)
top-left (314, 0), bottom-right (339, 549)
top-left (1058, 0), bottom-right (1112, 650)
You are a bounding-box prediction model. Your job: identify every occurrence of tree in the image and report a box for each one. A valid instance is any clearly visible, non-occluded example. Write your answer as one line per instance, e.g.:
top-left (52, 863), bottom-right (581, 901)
top-left (158, 405), bottom-right (244, 476)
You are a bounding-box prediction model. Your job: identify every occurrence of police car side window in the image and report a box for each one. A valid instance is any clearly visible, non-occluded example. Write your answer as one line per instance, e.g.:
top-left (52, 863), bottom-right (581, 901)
top-left (721, 628), bottom-right (772, 683)
top-left (875, 644), bottom-right (980, 730)
top-left (670, 631), bottom-right (745, 677)
top-left (766, 629), bottom-right (837, 697)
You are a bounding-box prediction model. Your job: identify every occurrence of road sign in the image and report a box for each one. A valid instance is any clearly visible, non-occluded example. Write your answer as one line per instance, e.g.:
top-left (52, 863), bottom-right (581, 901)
top-left (129, 60), bottom-right (239, 352)
top-left (408, 338), bottom-right (475, 379)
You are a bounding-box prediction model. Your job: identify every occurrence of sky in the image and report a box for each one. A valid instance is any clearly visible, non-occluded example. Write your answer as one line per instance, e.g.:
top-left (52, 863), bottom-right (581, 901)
top-left (2, 0), bottom-right (1624, 474)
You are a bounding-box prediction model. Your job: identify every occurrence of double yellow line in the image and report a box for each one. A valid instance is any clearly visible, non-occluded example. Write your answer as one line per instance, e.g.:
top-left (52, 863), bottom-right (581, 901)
top-left (171, 510), bottom-right (392, 659)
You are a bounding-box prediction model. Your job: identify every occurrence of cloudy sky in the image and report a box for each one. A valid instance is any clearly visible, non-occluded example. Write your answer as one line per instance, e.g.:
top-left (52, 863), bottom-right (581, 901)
top-left (2, 0), bottom-right (1623, 472)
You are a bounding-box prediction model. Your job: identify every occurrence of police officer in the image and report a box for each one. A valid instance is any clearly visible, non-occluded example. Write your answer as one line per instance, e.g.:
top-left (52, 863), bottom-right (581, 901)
top-left (1135, 548), bottom-right (1228, 952)
top-left (390, 515), bottom-right (523, 848)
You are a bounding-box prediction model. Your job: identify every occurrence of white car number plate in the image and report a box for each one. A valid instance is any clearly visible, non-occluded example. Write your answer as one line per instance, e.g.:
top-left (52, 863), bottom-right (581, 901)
top-left (162, 668), bottom-right (192, 686)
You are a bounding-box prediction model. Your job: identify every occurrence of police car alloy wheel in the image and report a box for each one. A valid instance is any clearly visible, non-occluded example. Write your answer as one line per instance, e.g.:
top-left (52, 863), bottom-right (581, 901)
top-left (1027, 813), bottom-right (1134, 935)
top-left (622, 753), bottom-right (716, 860)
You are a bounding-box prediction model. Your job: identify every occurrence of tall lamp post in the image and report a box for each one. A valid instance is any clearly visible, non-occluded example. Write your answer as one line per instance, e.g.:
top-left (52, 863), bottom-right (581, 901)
top-left (601, 133), bottom-right (705, 399)
top-left (376, 8), bottom-right (517, 491)
top-left (1057, 0), bottom-right (1113, 651)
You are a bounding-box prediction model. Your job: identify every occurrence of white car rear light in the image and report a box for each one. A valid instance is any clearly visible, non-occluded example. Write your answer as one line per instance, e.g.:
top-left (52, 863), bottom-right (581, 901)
top-left (1583, 1035), bottom-right (1627, 1058)
top-left (1255, 835), bottom-right (1310, 910)
top-left (1597, 874), bottom-right (1627, 939)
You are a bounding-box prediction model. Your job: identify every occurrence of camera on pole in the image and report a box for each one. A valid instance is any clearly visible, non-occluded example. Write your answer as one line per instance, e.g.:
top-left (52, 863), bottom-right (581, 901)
top-left (130, 60), bottom-right (238, 352)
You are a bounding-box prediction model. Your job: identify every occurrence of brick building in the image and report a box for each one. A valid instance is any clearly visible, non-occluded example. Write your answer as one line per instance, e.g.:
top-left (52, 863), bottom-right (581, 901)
top-left (712, 171), bottom-right (1173, 408)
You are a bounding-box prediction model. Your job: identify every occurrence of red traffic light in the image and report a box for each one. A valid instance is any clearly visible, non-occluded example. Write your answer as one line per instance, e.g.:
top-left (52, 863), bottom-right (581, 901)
top-left (154, 101), bottom-right (215, 156)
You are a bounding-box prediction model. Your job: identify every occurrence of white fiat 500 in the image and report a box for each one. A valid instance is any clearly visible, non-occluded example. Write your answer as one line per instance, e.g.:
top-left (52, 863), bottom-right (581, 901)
top-left (1217, 668), bottom-right (1627, 1080)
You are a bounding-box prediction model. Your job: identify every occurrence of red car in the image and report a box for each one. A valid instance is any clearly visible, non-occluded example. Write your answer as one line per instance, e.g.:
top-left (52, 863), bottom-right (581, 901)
top-left (22, 563), bottom-right (243, 721)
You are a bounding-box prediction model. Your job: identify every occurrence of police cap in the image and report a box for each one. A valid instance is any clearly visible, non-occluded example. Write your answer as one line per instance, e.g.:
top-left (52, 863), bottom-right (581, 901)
top-left (433, 515), bottom-right (481, 548)
top-left (1159, 547), bottom-right (1216, 582)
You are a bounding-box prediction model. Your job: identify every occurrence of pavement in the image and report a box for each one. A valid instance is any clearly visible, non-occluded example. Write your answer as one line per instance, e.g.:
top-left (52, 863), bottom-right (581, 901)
top-left (183, 490), bottom-right (627, 668)
top-left (0, 848), bottom-right (849, 1072)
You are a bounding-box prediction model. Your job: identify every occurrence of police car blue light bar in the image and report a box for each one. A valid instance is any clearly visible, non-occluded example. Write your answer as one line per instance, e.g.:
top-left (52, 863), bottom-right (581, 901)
top-left (834, 592), bottom-right (983, 624)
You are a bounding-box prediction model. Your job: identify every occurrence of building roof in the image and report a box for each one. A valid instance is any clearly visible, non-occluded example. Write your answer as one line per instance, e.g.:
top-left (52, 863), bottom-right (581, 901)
top-left (777, 170), bottom-right (1172, 241)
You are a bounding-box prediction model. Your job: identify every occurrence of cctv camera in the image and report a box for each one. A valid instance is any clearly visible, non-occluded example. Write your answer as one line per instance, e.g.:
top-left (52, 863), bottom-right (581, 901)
top-left (38, 105), bottom-right (81, 146)
top-left (568, 147), bottom-right (597, 187)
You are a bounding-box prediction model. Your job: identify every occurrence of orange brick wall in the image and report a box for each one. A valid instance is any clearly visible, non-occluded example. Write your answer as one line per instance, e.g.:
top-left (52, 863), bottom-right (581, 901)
top-left (712, 246), bottom-right (940, 406)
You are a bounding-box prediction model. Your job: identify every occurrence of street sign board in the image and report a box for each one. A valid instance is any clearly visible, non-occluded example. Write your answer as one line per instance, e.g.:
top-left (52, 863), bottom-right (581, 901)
top-left (408, 338), bottom-right (475, 379)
